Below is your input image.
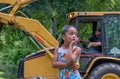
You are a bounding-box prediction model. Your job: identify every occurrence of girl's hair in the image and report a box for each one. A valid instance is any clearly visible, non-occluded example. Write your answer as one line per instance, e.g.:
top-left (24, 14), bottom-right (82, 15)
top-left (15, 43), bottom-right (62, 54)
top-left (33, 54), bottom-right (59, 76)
top-left (59, 25), bottom-right (76, 47)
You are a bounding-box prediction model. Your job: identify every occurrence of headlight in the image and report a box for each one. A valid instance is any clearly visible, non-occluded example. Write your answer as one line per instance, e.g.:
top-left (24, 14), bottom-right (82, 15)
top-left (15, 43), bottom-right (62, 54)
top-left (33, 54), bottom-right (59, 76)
top-left (69, 14), bottom-right (72, 18)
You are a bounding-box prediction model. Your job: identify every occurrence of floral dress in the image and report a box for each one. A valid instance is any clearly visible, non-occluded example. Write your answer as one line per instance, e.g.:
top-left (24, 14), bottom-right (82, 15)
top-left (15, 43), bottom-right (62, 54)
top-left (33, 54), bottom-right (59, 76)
top-left (57, 46), bottom-right (81, 79)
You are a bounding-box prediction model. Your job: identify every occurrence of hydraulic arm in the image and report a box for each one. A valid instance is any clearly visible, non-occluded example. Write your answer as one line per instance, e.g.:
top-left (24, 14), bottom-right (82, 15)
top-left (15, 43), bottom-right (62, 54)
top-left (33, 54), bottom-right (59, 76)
top-left (0, 0), bottom-right (59, 58)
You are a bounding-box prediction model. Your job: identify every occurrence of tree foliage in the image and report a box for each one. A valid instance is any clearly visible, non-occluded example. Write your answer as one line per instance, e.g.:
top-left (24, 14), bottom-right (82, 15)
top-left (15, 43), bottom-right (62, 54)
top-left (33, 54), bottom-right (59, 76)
top-left (0, 0), bottom-right (120, 78)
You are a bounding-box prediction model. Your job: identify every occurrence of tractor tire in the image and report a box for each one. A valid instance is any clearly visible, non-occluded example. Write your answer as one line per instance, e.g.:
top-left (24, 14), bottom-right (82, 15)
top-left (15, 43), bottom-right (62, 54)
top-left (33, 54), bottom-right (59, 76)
top-left (88, 63), bottom-right (120, 79)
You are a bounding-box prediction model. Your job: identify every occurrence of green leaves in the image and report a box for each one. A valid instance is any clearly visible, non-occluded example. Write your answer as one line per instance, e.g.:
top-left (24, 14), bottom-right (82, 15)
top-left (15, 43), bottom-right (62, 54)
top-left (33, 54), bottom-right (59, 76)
top-left (0, 25), bottom-right (37, 79)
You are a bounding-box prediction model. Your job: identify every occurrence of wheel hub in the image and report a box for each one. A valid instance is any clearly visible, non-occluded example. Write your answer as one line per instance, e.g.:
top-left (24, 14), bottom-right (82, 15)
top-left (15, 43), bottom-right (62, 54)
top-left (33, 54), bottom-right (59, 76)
top-left (101, 73), bottom-right (119, 79)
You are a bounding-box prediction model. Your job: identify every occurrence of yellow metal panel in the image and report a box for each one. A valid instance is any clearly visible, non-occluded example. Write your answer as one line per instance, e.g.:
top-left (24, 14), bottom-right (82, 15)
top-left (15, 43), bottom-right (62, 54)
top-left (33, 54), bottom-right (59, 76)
top-left (85, 12), bottom-right (120, 16)
top-left (0, 0), bottom-right (15, 4)
top-left (14, 16), bottom-right (59, 47)
top-left (0, 0), bottom-right (36, 5)
top-left (67, 12), bottom-right (120, 21)
top-left (10, 5), bottom-right (20, 15)
top-left (24, 54), bottom-right (58, 79)
top-left (0, 13), bottom-right (12, 24)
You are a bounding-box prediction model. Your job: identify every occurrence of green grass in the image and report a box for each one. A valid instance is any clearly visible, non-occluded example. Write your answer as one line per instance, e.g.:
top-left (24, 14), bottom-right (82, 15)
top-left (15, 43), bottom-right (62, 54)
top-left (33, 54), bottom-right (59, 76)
top-left (0, 72), bottom-right (4, 79)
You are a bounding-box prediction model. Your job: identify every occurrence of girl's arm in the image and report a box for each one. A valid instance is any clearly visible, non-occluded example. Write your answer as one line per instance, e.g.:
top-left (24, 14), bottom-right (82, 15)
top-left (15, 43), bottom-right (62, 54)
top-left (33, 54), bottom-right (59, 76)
top-left (66, 46), bottom-right (81, 66)
top-left (52, 47), bottom-right (68, 69)
top-left (66, 37), bottom-right (81, 69)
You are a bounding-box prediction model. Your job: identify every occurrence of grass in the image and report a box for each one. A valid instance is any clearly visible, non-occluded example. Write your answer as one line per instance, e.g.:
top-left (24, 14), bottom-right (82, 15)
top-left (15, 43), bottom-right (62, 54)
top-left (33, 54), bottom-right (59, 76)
top-left (0, 72), bottom-right (4, 79)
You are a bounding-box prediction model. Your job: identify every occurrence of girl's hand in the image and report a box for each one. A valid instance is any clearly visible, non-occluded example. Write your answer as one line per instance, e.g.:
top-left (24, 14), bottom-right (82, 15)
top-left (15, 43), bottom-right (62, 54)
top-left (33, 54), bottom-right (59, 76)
top-left (70, 37), bottom-right (79, 47)
top-left (68, 63), bottom-right (79, 70)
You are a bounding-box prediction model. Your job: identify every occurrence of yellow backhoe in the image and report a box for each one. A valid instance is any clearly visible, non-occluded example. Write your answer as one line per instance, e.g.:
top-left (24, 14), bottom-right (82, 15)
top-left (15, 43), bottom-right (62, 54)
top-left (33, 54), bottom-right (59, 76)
top-left (1, 0), bottom-right (120, 79)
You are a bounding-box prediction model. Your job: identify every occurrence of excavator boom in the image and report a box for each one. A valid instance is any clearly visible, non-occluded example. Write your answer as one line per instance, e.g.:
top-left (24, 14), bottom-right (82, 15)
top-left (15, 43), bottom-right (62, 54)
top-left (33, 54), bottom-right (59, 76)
top-left (0, 12), bottom-right (59, 48)
top-left (0, 0), bottom-right (59, 53)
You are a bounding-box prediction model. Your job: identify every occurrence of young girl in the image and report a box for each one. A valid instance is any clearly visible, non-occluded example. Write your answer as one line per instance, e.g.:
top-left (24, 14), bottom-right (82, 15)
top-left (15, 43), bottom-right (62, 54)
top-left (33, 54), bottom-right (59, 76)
top-left (52, 25), bottom-right (81, 79)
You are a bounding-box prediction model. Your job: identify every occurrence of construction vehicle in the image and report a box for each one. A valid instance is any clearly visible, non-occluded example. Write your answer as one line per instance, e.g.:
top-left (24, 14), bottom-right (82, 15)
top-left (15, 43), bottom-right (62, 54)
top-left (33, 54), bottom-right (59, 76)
top-left (67, 12), bottom-right (120, 79)
top-left (0, 0), bottom-right (120, 79)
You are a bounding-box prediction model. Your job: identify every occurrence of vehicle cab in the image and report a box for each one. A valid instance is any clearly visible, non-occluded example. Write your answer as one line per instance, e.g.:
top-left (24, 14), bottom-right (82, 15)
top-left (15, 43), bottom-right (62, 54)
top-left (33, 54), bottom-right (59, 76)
top-left (67, 12), bottom-right (120, 79)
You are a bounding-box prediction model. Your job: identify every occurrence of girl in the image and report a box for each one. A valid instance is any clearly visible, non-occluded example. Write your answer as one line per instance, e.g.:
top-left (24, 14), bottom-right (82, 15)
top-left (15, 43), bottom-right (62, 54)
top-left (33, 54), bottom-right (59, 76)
top-left (52, 25), bottom-right (81, 79)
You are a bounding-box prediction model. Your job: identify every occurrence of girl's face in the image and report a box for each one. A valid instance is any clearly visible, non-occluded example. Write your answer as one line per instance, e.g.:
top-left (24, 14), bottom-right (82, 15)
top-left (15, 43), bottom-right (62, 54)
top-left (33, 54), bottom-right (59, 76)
top-left (62, 27), bottom-right (78, 45)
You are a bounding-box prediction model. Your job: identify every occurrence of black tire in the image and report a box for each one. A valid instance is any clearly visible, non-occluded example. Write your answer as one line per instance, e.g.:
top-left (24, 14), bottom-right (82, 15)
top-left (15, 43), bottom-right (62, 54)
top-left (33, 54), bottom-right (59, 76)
top-left (88, 63), bottom-right (120, 79)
